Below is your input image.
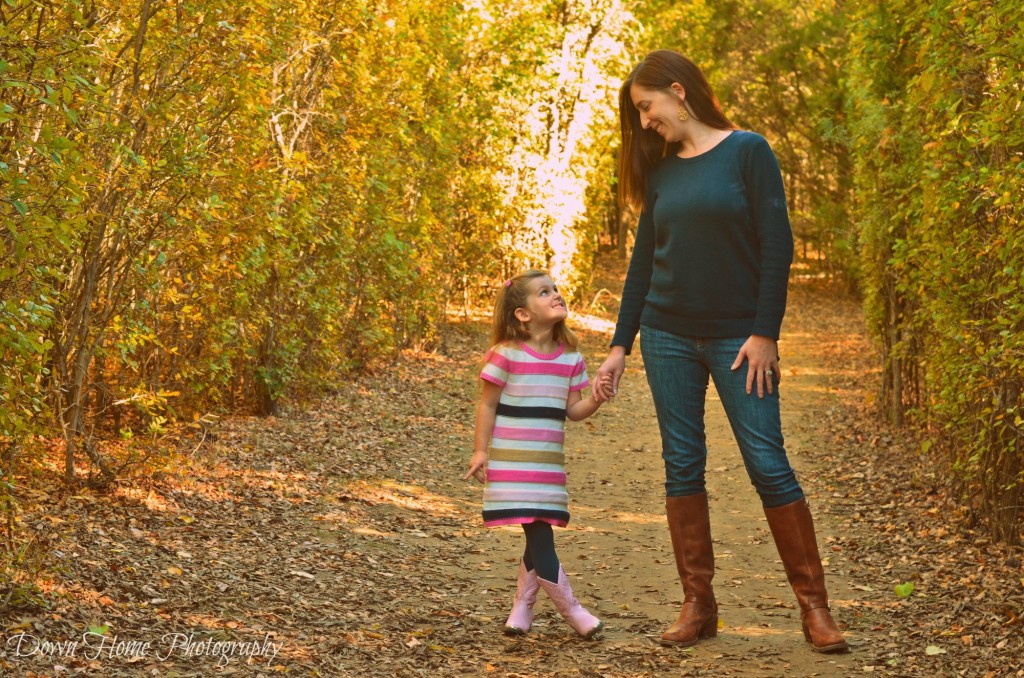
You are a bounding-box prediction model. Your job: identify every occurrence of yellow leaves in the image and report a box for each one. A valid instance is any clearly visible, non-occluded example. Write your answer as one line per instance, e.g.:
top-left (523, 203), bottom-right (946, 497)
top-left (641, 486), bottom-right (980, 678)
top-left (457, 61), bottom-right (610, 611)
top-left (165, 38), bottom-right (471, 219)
top-left (6, 618), bottom-right (35, 632)
top-left (166, 566), bottom-right (183, 576)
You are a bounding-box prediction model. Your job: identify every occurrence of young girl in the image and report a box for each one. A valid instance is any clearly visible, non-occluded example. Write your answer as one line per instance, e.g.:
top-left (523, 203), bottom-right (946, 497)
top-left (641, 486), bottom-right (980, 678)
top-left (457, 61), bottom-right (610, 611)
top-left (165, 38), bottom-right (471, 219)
top-left (464, 269), bottom-right (608, 639)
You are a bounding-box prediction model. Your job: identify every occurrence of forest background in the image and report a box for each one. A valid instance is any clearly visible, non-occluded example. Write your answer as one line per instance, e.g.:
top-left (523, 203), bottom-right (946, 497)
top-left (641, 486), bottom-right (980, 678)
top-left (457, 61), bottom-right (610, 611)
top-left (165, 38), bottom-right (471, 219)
top-left (1, 0), bottom-right (1022, 603)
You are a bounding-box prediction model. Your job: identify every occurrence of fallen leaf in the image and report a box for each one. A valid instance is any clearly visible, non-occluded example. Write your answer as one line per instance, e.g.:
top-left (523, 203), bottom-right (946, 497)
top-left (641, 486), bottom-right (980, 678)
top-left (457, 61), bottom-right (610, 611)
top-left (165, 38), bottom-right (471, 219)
top-left (894, 582), bottom-right (915, 597)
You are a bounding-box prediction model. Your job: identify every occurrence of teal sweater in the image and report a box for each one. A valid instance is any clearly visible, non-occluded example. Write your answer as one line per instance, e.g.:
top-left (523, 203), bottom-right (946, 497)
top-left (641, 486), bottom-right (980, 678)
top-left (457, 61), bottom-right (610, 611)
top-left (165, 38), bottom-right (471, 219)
top-left (611, 130), bottom-right (794, 352)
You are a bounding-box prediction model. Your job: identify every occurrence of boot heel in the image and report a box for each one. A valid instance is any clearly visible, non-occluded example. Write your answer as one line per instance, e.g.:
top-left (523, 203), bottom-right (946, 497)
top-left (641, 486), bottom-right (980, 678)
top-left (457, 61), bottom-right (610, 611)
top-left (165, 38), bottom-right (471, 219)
top-left (801, 623), bottom-right (812, 643)
top-left (700, 614), bottom-right (719, 639)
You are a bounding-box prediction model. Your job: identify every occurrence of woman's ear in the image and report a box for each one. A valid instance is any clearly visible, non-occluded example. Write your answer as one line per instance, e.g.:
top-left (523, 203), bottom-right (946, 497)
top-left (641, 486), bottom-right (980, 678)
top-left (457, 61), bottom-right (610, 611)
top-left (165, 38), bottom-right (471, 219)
top-left (670, 82), bottom-right (686, 101)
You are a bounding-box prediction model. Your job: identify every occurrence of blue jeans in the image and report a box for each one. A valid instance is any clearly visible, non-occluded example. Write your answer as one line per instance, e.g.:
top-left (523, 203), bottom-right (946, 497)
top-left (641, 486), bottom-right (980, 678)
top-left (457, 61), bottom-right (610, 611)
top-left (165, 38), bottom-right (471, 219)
top-left (639, 326), bottom-right (804, 508)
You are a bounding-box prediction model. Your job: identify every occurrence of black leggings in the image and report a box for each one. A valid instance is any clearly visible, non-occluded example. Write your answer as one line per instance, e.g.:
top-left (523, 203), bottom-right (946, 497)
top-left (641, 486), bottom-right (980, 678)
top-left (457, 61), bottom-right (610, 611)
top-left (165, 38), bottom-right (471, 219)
top-left (521, 522), bottom-right (560, 582)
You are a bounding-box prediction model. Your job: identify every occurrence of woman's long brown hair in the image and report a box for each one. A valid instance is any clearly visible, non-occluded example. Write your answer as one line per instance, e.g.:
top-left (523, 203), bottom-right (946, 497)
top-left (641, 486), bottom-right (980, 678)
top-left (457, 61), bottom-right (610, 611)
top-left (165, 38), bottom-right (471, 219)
top-left (618, 50), bottom-right (736, 211)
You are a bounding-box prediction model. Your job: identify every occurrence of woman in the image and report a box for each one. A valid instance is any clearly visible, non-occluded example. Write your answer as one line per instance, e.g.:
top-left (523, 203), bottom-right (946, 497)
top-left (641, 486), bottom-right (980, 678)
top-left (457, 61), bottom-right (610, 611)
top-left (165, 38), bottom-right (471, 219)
top-left (596, 50), bottom-right (848, 653)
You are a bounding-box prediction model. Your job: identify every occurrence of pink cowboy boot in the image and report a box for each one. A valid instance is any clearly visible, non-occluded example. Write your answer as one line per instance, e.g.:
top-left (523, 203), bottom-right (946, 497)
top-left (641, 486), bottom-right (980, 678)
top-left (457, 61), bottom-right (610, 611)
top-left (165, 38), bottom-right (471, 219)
top-left (537, 566), bottom-right (603, 639)
top-left (504, 559), bottom-right (540, 635)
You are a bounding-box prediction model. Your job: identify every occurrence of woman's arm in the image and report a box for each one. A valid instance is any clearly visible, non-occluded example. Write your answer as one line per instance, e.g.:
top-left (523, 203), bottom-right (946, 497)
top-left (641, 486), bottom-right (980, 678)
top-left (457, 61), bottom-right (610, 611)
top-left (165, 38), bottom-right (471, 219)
top-left (744, 135), bottom-right (794, 341)
top-left (610, 203), bottom-right (656, 354)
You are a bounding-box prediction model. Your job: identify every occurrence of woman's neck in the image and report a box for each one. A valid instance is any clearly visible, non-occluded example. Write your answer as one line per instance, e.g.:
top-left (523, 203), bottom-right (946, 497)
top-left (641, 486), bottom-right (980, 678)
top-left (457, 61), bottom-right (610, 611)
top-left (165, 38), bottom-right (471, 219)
top-left (677, 125), bottom-right (732, 158)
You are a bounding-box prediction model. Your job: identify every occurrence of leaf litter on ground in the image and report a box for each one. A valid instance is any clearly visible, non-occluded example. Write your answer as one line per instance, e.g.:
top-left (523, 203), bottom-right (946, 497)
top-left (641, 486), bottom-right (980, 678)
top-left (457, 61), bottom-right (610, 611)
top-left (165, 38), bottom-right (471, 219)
top-left (1, 265), bottom-right (1022, 677)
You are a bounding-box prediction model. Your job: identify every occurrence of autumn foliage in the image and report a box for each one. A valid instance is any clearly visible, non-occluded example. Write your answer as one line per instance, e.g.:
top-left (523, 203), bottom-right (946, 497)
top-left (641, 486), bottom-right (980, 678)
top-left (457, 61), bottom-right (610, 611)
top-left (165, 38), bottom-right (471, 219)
top-left (1, 0), bottom-right (632, 476)
top-left (845, 1), bottom-right (1024, 543)
top-left (1, 0), bottom-right (1022, 549)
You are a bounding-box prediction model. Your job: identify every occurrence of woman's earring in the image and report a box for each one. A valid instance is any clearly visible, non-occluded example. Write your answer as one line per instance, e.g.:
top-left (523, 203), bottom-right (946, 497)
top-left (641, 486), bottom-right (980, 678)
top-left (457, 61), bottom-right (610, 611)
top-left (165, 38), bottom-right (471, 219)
top-left (677, 106), bottom-right (689, 122)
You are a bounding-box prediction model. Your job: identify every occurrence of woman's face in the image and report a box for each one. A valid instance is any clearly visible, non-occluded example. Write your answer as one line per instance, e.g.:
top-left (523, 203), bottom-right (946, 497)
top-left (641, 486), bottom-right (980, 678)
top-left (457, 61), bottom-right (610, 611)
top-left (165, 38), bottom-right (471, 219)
top-left (630, 83), bottom-right (685, 142)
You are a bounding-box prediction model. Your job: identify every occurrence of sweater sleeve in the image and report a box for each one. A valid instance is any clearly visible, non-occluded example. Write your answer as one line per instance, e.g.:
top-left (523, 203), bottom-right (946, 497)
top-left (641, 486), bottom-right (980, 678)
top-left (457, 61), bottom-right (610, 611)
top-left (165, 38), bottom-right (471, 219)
top-left (744, 136), bottom-right (794, 340)
top-left (610, 198), bottom-right (656, 353)
top-left (480, 344), bottom-right (510, 387)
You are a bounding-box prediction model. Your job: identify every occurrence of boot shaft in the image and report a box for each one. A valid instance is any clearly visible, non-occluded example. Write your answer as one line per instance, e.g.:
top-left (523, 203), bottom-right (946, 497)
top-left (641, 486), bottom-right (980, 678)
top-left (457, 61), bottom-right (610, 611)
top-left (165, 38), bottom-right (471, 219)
top-left (504, 559), bottom-right (540, 635)
top-left (666, 493), bottom-right (716, 605)
top-left (763, 498), bottom-right (827, 612)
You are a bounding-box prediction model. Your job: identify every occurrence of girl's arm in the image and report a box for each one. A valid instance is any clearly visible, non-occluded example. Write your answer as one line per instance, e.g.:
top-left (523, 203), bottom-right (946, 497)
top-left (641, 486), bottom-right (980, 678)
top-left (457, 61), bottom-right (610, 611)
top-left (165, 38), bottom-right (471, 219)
top-left (565, 387), bottom-right (604, 422)
top-left (464, 380), bottom-right (502, 483)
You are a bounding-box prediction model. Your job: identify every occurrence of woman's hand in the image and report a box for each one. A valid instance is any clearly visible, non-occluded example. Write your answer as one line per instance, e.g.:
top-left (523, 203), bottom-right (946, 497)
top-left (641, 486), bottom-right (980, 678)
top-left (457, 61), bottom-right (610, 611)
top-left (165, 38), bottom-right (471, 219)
top-left (730, 335), bottom-right (780, 398)
top-left (597, 373), bottom-right (615, 402)
top-left (595, 346), bottom-right (627, 401)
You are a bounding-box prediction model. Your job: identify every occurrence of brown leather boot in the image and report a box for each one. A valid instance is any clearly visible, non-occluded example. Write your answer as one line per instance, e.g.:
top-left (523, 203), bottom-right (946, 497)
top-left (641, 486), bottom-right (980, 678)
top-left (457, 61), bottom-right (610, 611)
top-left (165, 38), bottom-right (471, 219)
top-left (764, 498), bottom-right (850, 653)
top-left (660, 493), bottom-right (718, 647)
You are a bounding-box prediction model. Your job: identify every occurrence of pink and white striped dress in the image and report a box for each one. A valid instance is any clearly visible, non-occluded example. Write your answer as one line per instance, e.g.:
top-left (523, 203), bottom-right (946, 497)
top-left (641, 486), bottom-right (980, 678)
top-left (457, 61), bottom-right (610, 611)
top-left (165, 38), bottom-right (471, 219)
top-left (480, 341), bottom-right (589, 527)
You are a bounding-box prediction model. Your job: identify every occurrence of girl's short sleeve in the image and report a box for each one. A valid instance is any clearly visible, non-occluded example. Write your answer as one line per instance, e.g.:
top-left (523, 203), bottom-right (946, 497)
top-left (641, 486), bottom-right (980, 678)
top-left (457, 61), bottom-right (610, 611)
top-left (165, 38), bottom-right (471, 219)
top-left (480, 345), bottom-right (510, 387)
top-left (568, 354), bottom-right (589, 392)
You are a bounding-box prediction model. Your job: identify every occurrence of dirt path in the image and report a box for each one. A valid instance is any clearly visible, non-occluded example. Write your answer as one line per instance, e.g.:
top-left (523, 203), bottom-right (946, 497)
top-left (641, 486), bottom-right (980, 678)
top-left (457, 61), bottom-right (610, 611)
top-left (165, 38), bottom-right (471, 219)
top-left (5, 272), bottom-right (1022, 677)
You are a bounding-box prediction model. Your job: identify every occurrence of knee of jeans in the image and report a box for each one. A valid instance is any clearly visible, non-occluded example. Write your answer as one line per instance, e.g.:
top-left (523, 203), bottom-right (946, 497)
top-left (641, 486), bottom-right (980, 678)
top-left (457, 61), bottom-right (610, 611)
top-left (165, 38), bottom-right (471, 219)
top-left (666, 479), bottom-right (707, 498)
top-left (750, 469), bottom-right (802, 506)
top-left (758, 487), bottom-right (805, 508)
top-left (663, 455), bottom-right (705, 496)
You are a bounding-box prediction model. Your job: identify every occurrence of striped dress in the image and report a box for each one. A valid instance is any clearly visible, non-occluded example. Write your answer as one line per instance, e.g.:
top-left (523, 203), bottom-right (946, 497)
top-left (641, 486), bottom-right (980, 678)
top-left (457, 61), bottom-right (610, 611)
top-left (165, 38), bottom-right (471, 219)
top-left (480, 341), bottom-right (589, 527)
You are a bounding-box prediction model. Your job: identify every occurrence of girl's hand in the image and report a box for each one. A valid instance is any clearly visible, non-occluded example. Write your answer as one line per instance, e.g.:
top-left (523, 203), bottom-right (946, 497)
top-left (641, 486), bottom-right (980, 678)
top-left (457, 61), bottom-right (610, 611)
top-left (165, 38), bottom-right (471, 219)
top-left (464, 450), bottom-right (488, 483)
top-left (729, 335), bottom-right (780, 398)
top-left (594, 373), bottom-right (615, 402)
top-left (596, 347), bottom-right (627, 400)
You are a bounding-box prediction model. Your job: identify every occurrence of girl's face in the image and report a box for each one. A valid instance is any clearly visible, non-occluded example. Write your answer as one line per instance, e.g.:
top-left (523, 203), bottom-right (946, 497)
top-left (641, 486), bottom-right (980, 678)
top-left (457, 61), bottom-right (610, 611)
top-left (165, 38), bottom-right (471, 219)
top-left (630, 83), bottom-right (686, 142)
top-left (516, 275), bottom-right (567, 328)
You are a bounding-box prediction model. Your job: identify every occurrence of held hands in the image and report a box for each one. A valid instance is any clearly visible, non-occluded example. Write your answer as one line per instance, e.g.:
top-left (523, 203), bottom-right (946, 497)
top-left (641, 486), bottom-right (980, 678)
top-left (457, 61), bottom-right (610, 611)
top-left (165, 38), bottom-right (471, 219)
top-left (464, 449), bottom-right (487, 484)
top-left (593, 373), bottom-right (615, 404)
top-left (730, 335), bottom-right (780, 398)
top-left (595, 347), bottom-right (626, 403)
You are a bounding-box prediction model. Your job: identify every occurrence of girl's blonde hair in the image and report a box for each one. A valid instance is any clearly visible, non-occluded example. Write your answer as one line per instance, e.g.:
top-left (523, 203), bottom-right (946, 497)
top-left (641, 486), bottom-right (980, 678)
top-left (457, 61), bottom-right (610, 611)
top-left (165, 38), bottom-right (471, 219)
top-left (490, 269), bottom-right (578, 350)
